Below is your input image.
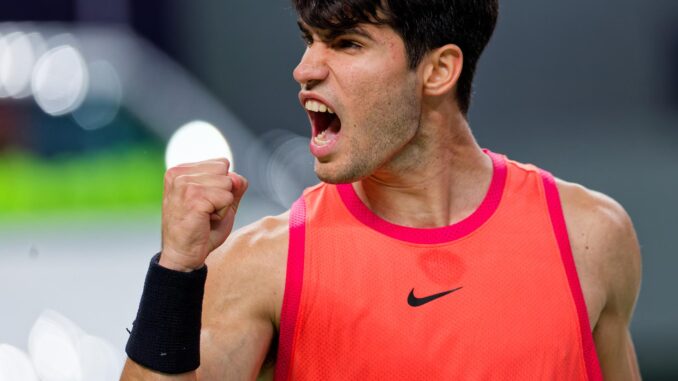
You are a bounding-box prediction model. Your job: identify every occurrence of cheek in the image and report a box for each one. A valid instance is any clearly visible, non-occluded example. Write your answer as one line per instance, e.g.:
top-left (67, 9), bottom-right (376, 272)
top-left (341, 60), bottom-right (410, 113)
top-left (390, 41), bottom-right (401, 62)
top-left (343, 63), bottom-right (380, 94)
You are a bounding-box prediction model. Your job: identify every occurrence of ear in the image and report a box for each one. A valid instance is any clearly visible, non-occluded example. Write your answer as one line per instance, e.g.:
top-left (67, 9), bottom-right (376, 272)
top-left (422, 44), bottom-right (463, 97)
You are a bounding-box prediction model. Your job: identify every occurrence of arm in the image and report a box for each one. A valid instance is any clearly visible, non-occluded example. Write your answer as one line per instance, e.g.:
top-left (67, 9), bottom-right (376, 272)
top-left (120, 218), bottom-right (287, 380)
top-left (120, 160), bottom-right (286, 380)
top-left (589, 201), bottom-right (642, 380)
top-left (198, 215), bottom-right (287, 380)
top-left (558, 180), bottom-right (642, 380)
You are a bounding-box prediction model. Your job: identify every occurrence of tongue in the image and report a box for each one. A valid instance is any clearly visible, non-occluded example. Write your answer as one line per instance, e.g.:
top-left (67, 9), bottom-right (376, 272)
top-left (314, 116), bottom-right (341, 145)
top-left (315, 127), bottom-right (338, 145)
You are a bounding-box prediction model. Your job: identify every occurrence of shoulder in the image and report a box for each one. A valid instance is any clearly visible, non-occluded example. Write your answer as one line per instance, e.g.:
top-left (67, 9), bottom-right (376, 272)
top-left (205, 211), bottom-right (290, 324)
top-left (219, 211), bottom-right (290, 260)
top-left (555, 178), bottom-right (639, 271)
top-left (555, 178), bottom-right (634, 239)
top-left (555, 178), bottom-right (641, 325)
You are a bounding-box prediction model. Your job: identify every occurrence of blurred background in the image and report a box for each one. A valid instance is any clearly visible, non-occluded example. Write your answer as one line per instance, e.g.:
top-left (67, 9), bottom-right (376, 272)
top-left (0, 0), bottom-right (676, 379)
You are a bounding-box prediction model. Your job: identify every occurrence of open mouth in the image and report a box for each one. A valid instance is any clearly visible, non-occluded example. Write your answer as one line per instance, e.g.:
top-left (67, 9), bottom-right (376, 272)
top-left (305, 99), bottom-right (341, 146)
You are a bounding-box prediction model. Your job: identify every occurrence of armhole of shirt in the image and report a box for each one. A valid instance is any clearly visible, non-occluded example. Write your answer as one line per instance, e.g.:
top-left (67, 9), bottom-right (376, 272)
top-left (540, 169), bottom-right (603, 381)
top-left (274, 196), bottom-right (307, 381)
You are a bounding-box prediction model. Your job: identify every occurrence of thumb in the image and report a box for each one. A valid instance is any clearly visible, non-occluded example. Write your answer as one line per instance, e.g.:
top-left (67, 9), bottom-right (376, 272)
top-left (211, 172), bottom-right (249, 221)
top-left (229, 172), bottom-right (249, 212)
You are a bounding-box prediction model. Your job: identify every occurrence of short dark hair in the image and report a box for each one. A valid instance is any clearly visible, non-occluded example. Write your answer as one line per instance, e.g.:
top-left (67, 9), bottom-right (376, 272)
top-left (292, 0), bottom-right (499, 115)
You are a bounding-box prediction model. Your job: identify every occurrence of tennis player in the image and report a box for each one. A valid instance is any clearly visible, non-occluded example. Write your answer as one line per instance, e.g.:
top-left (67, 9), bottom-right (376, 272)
top-left (121, 0), bottom-right (642, 379)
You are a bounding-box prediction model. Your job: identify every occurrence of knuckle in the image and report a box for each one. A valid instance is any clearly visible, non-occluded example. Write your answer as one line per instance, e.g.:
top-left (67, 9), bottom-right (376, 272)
top-left (217, 159), bottom-right (230, 170)
top-left (214, 189), bottom-right (233, 207)
top-left (210, 160), bottom-right (229, 175)
top-left (172, 175), bottom-right (186, 186)
top-left (222, 191), bottom-right (235, 206)
top-left (174, 174), bottom-right (193, 189)
top-left (184, 183), bottom-right (203, 199)
top-left (222, 176), bottom-right (233, 191)
top-left (194, 198), bottom-right (213, 212)
top-left (164, 167), bottom-right (179, 184)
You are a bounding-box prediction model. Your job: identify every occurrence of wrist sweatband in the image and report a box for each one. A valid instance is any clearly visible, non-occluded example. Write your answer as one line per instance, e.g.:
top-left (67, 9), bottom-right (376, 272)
top-left (125, 253), bottom-right (207, 374)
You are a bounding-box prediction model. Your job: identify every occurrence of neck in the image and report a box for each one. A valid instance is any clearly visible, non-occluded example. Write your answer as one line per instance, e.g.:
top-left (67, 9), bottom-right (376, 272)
top-left (354, 111), bottom-right (493, 228)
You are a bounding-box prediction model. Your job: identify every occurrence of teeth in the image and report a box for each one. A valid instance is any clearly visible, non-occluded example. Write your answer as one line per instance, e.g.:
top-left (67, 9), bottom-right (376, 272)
top-left (317, 130), bottom-right (327, 139)
top-left (305, 100), bottom-right (334, 114)
top-left (305, 100), bottom-right (318, 112)
top-left (314, 130), bottom-right (329, 145)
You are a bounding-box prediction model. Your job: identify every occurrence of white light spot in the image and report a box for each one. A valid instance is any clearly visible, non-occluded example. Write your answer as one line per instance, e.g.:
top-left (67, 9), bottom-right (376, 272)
top-left (72, 60), bottom-right (123, 130)
top-left (0, 32), bottom-right (45, 99)
top-left (28, 310), bottom-right (84, 381)
top-left (32, 45), bottom-right (89, 116)
top-left (166, 121), bottom-right (234, 170)
top-left (0, 33), bottom-right (11, 98)
top-left (77, 335), bottom-right (123, 381)
top-left (0, 344), bottom-right (39, 381)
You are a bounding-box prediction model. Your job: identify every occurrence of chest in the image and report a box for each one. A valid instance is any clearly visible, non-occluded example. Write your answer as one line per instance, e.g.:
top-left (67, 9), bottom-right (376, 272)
top-left (288, 235), bottom-right (589, 380)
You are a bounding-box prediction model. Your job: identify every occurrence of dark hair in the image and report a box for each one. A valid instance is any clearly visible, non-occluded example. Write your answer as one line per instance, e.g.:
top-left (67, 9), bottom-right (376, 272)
top-left (293, 0), bottom-right (499, 115)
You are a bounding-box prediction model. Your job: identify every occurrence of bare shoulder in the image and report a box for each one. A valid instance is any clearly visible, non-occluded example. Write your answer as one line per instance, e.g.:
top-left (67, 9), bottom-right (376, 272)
top-left (205, 211), bottom-right (290, 325)
top-left (555, 178), bottom-right (641, 326)
top-left (214, 211), bottom-right (290, 265)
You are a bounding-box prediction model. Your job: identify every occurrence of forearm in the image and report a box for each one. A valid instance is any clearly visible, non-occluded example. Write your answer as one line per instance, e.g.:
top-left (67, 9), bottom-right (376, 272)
top-left (120, 359), bottom-right (197, 381)
top-left (122, 162), bottom-right (252, 379)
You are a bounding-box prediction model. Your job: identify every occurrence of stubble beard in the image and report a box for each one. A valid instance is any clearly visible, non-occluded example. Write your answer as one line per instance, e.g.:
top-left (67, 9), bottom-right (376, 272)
top-left (314, 85), bottom-right (420, 185)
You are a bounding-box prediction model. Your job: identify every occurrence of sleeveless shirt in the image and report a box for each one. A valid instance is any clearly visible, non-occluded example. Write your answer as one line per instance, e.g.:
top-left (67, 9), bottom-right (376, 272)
top-left (274, 151), bottom-right (602, 380)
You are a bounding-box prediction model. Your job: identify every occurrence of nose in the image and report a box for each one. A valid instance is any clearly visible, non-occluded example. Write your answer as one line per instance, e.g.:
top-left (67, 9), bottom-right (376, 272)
top-left (293, 45), bottom-right (330, 90)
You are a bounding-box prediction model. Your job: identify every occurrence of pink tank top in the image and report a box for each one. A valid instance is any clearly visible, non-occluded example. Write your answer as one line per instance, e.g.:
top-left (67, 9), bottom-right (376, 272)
top-left (274, 151), bottom-right (602, 380)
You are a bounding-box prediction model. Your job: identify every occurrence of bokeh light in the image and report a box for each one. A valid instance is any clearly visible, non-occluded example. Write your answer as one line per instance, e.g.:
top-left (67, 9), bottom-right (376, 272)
top-left (77, 334), bottom-right (123, 381)
top-left (165, 120), bottom-right (234, 169)
top-left (28, 310), bottom-right (83, 381)
top-left (0, 31), bottom-right (45, 99)
top-left (72, 60), bottom-right (123, 130)
top-left (0, 33), bottom-right (11, 97)
top-left (0, 344), bottom-right (39, 381)
top-left (31, 44), bottom-right (89, 116)
top-left (259, 129), bottom-right (316, 208)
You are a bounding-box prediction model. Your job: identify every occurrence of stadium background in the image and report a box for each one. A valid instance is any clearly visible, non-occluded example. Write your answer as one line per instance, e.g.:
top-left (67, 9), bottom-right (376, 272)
top-left (1, 0), bottom-right (677, 379)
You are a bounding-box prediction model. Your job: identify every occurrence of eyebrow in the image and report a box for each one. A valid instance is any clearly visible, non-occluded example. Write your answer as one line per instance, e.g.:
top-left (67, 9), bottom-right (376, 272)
top-left (296, 20), bottom-right (375, 43)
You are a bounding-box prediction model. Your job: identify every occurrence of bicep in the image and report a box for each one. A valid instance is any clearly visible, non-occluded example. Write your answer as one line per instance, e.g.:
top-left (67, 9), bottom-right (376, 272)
top-left (198, 312), bottom-right (274, 380)
top-left (197, 238), bottom-right (281, 380)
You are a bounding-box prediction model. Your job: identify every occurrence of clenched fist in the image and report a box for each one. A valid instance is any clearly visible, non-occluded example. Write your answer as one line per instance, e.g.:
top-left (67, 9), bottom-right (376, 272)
top-left (159, 158), bottom-right (248, 272)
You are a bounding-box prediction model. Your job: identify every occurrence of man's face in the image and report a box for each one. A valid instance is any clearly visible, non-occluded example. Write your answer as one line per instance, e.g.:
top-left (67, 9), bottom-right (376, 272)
top-left (294, 20), bottom-right (422, 184)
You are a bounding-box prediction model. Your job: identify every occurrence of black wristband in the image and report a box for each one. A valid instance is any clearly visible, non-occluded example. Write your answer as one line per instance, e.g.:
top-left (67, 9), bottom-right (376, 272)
top-left (125, 253), bottom-right (207, 374)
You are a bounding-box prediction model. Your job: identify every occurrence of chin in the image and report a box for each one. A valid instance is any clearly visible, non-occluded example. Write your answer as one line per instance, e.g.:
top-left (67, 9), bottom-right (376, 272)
top-left (315, 170), bottom-right (355, 185)
top-left (314, 160), bottom-right (367, 185)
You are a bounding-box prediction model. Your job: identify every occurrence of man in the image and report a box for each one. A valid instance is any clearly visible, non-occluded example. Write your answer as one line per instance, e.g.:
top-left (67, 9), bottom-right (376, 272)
top-left (121, 0), bottom-right (642, 379)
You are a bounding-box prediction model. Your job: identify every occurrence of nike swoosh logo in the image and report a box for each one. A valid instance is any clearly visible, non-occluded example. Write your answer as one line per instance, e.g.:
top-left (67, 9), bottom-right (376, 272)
top-left (407, 286), bottom-right (463, 307)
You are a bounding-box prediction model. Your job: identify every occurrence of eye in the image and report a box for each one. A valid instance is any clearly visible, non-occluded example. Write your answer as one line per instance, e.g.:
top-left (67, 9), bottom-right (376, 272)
top-left (334, 39), bottom-right (362, 50)
top-left (300, 33), bottom-right (313, 46)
